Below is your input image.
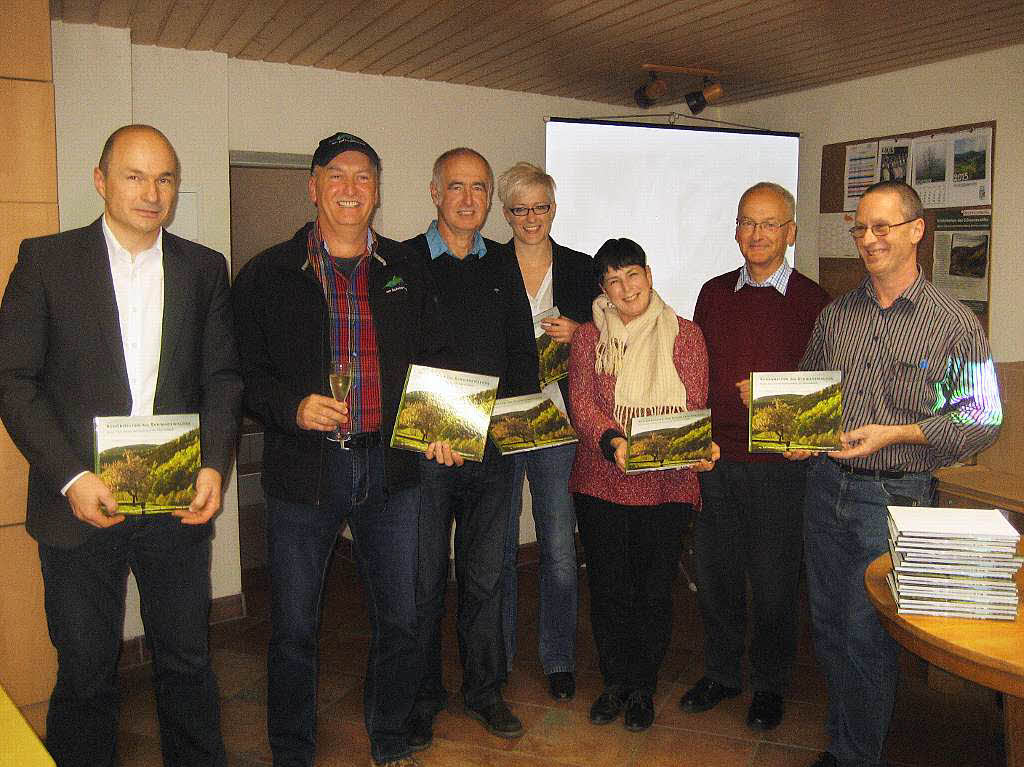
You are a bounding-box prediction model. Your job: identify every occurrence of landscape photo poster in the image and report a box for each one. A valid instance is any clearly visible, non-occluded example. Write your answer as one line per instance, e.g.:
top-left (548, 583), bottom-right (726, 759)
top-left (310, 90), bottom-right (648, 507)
top-left (625, 409), bottom-right (712, 473)
top-left (489, 393), bottom-right (578, 455)
top-left (93, 414), bottom-right (201, 514)
top-left (749, 371), bottom-right (842, 453)
top-left (390, 365), bottom-right (500, 462)
top-left (534, 306), bottom-right (569, 387)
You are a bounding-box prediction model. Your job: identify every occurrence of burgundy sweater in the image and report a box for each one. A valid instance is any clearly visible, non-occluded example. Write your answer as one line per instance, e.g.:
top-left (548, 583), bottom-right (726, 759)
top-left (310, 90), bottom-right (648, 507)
top-left (693, 269), bottom-right (831, 462)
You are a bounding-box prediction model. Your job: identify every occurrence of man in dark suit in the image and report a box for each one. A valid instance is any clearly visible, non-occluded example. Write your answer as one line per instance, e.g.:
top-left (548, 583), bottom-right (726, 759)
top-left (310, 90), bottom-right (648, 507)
top-left (0, 124), bottom-right (242, 767)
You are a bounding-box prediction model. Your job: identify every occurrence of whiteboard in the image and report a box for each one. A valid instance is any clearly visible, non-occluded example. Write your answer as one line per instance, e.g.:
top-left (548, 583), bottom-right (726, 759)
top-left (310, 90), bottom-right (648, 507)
top-left (546, 118), bottom-right (799, 319)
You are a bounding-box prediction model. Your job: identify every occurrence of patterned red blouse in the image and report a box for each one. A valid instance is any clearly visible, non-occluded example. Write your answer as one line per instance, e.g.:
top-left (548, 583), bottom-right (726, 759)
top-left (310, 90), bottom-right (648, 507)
top-left (567, 316), bottom-right (708, 509)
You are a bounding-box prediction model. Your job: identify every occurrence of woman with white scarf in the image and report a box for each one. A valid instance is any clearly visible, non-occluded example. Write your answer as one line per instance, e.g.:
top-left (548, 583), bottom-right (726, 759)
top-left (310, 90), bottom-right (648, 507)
top-left (568, 238), bottom-right (718, 733)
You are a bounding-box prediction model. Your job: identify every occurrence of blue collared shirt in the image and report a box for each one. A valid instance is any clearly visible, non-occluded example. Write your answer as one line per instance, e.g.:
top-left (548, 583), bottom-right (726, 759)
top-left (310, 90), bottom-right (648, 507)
top-left (425, 219), bottom-right (487, 260)
top-left (734, 260), bottom-right (793, 295)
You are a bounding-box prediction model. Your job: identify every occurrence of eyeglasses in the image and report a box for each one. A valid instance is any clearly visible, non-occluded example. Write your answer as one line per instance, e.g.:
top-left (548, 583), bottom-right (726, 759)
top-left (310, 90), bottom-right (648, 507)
top-left (736, 218), bottom-right (792, 233)
top-left (848, 218), bottom-right (919, 239)
top-left (507, 204), bottom-right (552, 217)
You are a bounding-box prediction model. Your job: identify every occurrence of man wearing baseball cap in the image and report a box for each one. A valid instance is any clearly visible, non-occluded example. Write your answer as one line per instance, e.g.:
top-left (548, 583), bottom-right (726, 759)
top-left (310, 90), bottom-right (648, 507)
top-left (232, 132), bottom-right (448, 767)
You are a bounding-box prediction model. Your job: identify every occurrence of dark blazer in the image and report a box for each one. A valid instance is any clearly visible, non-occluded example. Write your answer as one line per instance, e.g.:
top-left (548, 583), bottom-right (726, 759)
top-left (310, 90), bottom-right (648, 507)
top-left (502, 237), bottom-right (598, 413)
top-left (0, 218), bottom-right (243, 549)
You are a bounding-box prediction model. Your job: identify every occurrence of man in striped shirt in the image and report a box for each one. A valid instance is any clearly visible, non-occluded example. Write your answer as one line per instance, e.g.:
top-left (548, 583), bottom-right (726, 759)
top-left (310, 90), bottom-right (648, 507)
top-left (796, 180), bottom-right (1002, 767)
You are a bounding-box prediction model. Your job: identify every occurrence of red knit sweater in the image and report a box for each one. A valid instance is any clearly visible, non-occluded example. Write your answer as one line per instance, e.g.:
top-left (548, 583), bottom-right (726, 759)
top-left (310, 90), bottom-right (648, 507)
top-left (693, 269), bottom-right (830, 462)
top-left (567, 316), bottom-right (708, 508)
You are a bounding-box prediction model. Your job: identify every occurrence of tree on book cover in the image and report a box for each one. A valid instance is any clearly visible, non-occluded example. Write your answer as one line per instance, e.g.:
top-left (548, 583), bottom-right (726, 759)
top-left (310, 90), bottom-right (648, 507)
top-left (750, 382), bottom-right (841, 451)
top-left (393, 388), bottom-right (495, 456)
top-left (490, 398), bottom-right (575, 452)
top-left (628, 413), bottom-right (711, 470)
top-left (97, 428), bottom-right (200, 512)
top-left (537, 332), bottom-right (569, 386)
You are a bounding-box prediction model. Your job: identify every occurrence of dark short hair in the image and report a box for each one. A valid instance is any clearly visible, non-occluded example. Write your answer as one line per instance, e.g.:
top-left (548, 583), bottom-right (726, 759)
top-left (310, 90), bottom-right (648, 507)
top-left (98, 124), bottom-right (179, 177)
top-left (595, 238), bottom-right (646, 283)
top-left (862, 180), bottom-right (924, 222)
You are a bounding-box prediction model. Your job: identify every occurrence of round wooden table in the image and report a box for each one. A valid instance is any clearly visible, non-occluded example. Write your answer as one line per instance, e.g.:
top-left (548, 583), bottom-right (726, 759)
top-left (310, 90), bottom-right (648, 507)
top-left (865, 553), bottom-right (1024, 766)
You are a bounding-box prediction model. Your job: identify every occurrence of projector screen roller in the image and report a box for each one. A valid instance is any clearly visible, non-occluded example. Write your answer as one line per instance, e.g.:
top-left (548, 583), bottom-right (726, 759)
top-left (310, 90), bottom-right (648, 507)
top-left (545, 118), bottom-right (800, 319)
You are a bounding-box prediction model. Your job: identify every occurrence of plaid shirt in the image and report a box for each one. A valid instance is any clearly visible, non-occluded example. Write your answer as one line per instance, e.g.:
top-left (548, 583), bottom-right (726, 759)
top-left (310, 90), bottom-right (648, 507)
top-left (307, 222), bottom-right (382, 433)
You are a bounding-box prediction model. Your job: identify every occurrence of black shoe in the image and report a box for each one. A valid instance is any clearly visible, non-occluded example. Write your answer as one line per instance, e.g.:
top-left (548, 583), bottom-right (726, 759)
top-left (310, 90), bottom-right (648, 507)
top-left (406, 710), bottom-right (434, 752)
top-left (808, 753), bottom-right (839, 767)
top-left (746, 691), bottom-right (784, 730)
top-left (589, 688), bottom-right (627, 725)
top-left (465, 700), bottom-right (523, 739)
top-left (548, 672), bottom-right (576, 701)
top-left (678, 676), bottom-right (741, 713)
top-left (623, 689), bottom-right (655, 732)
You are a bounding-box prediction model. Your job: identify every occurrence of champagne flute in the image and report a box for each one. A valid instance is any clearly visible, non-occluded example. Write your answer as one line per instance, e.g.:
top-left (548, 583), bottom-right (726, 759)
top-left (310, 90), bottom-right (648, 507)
top-left (327, 358), bottom-right (353, 442)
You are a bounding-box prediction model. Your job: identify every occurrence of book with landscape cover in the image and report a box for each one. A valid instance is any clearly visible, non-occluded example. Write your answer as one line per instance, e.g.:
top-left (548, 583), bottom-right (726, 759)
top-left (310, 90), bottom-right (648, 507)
top-left (489, 393), bottom-right (578, 455)
top-left (93, 414), bottom-right (201, 515)
top-left (625, 409), bottom-right (712, 474)
top-left (390, 365), bottom-right (499, 462)
top-left (749, 371), bottom-right (842, 453)
top-left (534, 306), bottom-right (569, 387)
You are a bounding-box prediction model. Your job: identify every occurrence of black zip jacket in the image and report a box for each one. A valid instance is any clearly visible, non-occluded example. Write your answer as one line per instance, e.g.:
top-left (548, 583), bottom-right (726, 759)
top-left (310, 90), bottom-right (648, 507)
top-left (232, 223), bottom-right (449, 505)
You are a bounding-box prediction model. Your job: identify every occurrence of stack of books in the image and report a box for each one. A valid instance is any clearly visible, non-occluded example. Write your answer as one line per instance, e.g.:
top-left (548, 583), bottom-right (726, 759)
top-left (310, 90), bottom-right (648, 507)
top-left (886, 506), bottom-right (1022, 620)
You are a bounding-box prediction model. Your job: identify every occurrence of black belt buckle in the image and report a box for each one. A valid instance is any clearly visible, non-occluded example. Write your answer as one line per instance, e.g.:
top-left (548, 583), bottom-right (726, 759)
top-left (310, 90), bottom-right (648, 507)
top-left (339, 432), bottom-right (380, 450)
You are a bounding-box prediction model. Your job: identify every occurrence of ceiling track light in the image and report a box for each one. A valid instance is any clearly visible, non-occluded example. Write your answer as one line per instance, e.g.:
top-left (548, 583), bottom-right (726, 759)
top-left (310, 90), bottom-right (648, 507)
top-left (634, 73), bottom-right (669, 108)
top-left (684, 77), bottom-right (725, 115)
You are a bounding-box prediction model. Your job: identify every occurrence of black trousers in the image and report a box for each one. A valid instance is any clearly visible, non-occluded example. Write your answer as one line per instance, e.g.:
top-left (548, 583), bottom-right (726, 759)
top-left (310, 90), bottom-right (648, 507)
top-left (38, 516), bottom-right (225, 767)
top-left (574, 493), bottom-right (689, 693)
top-left (414, 453), bottom-right (515, 713)
top-left (693, 458), bottom-right (806, 694)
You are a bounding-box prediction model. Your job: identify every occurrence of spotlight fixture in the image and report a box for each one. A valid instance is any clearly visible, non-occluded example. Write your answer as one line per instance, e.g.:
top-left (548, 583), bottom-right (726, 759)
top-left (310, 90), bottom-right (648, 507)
top-left (634, 73), bottom-right (669, 108)
top-left (684, 77), bottom-right (725, 115)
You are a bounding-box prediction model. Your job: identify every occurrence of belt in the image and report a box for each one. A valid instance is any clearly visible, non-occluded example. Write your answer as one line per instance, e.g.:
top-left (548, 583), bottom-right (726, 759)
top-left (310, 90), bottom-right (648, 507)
top-left (828, 457), bottom-right (906, 480)
top-left (337, 431), bottom-right (381, 450)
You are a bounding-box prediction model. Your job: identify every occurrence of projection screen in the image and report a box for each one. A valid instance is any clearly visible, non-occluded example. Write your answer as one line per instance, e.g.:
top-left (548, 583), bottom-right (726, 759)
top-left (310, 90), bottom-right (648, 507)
top-left (545, 117), bottom-right (800, 319)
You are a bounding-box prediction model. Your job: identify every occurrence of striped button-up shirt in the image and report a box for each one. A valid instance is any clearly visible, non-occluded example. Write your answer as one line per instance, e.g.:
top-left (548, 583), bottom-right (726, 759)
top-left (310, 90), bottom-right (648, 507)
top-left (800, 272), bottom-right (1001, 472)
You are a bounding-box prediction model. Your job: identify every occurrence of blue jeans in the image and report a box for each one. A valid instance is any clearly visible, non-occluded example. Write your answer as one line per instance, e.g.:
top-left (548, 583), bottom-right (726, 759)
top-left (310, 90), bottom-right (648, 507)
top-left (502, 443), bottom-right (578, 674)
top-left (414, 453), bottom-right (513, 713)
top-left (266, 445), bottom-right (420, 767)
top-left (804, 456), bottom-right (934, 767)
top-left (39, 516), bottom-right (225, 767)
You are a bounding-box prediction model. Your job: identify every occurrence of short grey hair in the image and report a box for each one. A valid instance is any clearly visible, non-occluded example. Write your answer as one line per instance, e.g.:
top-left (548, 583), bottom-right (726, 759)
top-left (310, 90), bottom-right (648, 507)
top-left (737, 181), bottom-right (795, 220)
top-left (431, 147), bottom-right (494, 195)
top-left (496, 162), bottom-right (556, 206)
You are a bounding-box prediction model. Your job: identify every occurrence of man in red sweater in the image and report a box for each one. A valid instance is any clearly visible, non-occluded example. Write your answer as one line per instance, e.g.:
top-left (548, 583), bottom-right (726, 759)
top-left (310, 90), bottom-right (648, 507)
top-left (680, 182), bottom-right (830, 731)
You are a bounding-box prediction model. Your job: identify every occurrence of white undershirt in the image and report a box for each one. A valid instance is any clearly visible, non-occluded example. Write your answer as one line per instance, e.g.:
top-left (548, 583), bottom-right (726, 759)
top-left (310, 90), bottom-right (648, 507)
top-left (63, 218), bottom-right (164, 494)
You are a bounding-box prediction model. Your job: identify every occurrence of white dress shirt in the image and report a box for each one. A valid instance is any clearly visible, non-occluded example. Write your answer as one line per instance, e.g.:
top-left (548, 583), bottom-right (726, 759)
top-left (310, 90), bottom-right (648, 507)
top-left (62, 217), bottom-right (164, 494)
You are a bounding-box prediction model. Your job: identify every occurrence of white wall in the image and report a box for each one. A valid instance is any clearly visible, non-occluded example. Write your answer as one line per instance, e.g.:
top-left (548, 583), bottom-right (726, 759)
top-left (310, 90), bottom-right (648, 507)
top-left (710, 44), bottom-right (1023, 362)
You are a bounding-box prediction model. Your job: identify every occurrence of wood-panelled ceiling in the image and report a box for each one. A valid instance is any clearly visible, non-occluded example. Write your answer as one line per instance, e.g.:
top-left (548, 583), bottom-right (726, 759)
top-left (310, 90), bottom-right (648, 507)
top-left (50, 1), bottom-right (1024, 107)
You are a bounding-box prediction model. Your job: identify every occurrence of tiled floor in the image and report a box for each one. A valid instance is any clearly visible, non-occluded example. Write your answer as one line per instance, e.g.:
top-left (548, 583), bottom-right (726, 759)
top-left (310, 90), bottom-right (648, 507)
top-left (111, 554), bottom-right (1006, 766)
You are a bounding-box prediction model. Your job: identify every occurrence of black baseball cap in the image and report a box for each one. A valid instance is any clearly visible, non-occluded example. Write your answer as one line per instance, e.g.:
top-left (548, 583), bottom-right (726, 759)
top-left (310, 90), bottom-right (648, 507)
top-left (311, 132), bottom-right (381, 173)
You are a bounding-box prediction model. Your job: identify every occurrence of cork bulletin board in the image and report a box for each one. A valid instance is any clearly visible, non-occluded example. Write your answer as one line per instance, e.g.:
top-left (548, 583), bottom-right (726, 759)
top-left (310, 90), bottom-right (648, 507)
top-left (818, 121), bottom-right (995, 334)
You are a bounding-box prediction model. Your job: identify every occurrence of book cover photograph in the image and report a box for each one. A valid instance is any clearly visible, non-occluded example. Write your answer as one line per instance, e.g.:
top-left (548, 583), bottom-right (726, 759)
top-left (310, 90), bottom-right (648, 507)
top-left (391, 365), bottom-right (499, 462)
top-left (93, 414), bottom-right (201, 514)
top-left (749, 371), bottom-right (842, 453)
top-left (489, 393), bottom-right (578, 455)
top-left (626, 409), bottom-right (712, 473)
top-left (534, 306), bottom-right (569, 387)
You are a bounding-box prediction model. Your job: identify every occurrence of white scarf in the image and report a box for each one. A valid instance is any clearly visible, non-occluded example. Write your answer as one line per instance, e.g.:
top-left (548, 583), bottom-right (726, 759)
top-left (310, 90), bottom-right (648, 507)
top-left (592, 288), bottom-right (687, 430)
